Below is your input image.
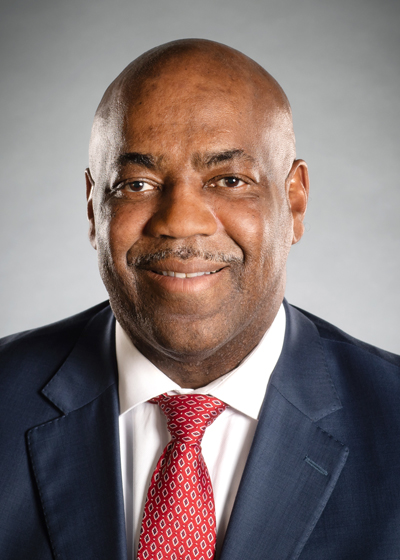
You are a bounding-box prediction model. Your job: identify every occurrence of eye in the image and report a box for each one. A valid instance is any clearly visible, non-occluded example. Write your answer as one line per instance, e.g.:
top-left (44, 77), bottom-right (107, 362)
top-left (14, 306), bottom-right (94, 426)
top-left (214, 176), bottom-right (246, 188)
top-left (124, 180), bottom-right (155, 192)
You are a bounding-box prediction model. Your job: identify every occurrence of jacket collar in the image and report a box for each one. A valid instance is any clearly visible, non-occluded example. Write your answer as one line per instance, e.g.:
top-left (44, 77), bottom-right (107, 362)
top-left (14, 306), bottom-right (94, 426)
top-left (270, 300), bottom-right (342, 422)
top-left (41, 305), bottom-right (118, 414)
top-left (41, 299), bottom-right (340, 421)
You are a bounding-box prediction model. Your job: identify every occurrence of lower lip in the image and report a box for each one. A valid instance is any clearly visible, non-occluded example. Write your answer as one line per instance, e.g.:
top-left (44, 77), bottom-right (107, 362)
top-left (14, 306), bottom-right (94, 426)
top-left (142, 268), bottom-right (227, 293)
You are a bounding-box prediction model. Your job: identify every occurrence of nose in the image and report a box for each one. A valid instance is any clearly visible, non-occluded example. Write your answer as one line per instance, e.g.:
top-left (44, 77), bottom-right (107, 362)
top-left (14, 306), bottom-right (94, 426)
top-left (145, 182), bottom-right (218, 239)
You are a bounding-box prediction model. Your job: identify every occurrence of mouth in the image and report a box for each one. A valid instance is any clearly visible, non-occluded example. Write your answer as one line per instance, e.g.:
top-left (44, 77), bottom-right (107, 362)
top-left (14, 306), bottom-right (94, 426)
top-left (152, 268), bottom-right (223, 278)
top-left (137, 259), bottom-right (229, 293)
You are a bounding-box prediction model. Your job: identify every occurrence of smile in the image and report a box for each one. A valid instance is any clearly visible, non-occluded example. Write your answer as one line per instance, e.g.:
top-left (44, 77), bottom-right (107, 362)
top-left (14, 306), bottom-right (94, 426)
top-left (142, 263), bottom-right (228, 294)
top-left (152, 270), bottom-right (221, 278)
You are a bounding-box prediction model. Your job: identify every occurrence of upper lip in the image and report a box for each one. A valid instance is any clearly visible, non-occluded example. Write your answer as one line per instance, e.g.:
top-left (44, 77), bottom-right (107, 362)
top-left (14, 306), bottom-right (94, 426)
top-left (139, 259), bottom-right (228, 274)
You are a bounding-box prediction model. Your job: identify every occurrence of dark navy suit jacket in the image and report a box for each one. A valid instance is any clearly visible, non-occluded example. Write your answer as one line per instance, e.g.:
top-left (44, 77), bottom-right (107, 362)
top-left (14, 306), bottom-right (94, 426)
top-left (1, 300), bottom-right (400, 559)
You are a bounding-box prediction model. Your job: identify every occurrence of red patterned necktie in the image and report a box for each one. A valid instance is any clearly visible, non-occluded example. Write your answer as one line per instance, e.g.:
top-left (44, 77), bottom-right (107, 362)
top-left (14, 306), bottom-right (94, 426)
top-left (137, 393), bottom-right (227, 560)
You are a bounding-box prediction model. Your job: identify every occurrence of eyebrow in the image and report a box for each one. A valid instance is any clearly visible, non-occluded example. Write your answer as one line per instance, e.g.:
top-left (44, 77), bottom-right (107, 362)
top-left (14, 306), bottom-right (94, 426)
top-left (117, 152), bottom-right (161, 170)
top-left (117, 148), bottom-right (255, 171)
top-left (192, 149), bottom-right (256, 169)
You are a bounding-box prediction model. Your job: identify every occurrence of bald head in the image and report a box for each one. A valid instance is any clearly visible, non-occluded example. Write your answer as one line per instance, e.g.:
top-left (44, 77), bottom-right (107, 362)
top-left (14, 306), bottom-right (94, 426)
top-left (89, 39), bottom-right (296, 183)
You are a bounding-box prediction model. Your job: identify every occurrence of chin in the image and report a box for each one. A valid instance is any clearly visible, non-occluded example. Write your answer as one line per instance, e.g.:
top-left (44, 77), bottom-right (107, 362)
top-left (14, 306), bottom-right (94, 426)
top-left (151, 316), bottom-right (233, 360)
top-left (113, 295), bottom-right (235, 361)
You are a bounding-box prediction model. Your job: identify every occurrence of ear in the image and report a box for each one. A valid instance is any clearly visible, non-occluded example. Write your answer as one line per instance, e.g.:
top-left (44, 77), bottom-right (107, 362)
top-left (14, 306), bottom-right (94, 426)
top-left (286, 159), bottom-right (309, 245)
top-left (85, 168), bottom-right (97, 250)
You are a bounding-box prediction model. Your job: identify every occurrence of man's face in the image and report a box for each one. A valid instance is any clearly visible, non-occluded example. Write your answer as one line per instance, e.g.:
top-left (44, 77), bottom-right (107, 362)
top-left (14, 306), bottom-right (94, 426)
top-left (87, 67), bottom-right (306, 366)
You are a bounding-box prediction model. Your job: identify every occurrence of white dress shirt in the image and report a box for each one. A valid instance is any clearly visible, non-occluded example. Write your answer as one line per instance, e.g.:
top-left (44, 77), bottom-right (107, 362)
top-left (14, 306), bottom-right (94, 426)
top-left (117, 304), bottom-right (286, 559)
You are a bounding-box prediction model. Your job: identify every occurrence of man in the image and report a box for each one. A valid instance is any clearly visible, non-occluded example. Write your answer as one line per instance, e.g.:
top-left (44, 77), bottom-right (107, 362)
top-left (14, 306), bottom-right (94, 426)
top-left (0, 39), bottom-right (399, 560)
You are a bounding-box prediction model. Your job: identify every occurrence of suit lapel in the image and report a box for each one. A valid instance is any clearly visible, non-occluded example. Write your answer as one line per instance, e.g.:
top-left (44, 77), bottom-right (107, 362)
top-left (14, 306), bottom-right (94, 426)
top-left (28, 306), bottom-right (127, 560)
top-left (220, 302), bottom-right (349, 560)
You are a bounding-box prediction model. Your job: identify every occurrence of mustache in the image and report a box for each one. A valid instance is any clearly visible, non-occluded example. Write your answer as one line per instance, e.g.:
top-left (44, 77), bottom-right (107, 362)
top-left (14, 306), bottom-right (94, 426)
top-left (132, 247), bottom-right (244, 267)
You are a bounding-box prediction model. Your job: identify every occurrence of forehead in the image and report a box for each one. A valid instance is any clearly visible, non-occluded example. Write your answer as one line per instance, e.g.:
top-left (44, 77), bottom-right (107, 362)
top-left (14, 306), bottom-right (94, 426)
top-left (118, 72), bottom-right (273, 155)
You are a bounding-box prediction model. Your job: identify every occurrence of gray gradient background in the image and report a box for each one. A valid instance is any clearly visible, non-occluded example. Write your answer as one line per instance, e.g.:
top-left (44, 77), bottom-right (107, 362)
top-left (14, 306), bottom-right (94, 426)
top-left (0, 0), bottom-right (399, 353)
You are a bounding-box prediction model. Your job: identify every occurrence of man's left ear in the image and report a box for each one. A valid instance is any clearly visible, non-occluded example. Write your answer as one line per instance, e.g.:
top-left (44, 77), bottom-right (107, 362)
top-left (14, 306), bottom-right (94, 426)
top-left (286, 159), bottom-right (309, 245)
top-left (85, 168), bottom-right (97, 250)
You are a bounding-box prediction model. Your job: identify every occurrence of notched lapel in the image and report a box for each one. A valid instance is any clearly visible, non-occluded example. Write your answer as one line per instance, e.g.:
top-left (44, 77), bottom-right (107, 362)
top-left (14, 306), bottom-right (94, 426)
top-left (27, 306), bottom-right (127, 560)
top-left (220, 388), bottom-right (348, 560)
top-left (41, 306), bottom-right (118, 415)
top-left (272, 302), bottom-right (342, 423)
top-left (220, 303), bottom-right (349, 560)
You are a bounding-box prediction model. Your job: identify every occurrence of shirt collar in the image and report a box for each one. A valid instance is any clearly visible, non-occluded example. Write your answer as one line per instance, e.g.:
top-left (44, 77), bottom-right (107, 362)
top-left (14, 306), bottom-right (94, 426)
top-left (116, 304), bottom-right (286, 420)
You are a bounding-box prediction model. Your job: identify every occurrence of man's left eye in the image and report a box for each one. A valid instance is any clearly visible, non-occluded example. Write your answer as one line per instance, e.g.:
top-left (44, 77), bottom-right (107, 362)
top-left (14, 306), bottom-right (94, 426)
top-left (214, 177), bottom-right (246, 188)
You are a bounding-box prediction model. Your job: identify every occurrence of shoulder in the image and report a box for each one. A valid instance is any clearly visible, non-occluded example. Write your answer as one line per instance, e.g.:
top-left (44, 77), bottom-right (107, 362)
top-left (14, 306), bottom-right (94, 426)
top-left (0, 300), bottom-right (111, 351)
top-left (287, 303), bottom-right (400, 410)
top-left (0, 301), bottom-right (112, 385)
top-left (291, 304), bottom-right (400, 368)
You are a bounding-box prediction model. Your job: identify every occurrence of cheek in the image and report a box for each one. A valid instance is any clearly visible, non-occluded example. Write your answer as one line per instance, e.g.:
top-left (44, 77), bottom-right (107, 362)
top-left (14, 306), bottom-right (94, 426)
top-left (97, 202), bottom-right (150, 263)
top-left (215, 195), bottom-right (291, 263)
top-left (214, 197), bottom-right (263, 244)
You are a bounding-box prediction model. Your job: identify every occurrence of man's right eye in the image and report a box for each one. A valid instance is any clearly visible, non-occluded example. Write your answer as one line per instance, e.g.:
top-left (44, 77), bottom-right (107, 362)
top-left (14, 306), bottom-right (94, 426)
top-left (125, 181), bottom-right (155, 192)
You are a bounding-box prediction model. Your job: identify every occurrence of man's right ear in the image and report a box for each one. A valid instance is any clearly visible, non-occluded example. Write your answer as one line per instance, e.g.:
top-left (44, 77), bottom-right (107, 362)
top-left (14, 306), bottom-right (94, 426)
top-left (85, 168), bottom-right (97, 250)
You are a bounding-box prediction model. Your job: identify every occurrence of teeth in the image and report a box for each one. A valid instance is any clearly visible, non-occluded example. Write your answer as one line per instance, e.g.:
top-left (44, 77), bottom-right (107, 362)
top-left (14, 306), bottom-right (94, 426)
top-left (157, 270), bottom-right (219, 277)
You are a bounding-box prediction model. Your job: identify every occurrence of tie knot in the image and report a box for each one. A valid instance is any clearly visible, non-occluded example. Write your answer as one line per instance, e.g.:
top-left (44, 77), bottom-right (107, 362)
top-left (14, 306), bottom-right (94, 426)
top-left (152, 393), bottom-right (226, 444)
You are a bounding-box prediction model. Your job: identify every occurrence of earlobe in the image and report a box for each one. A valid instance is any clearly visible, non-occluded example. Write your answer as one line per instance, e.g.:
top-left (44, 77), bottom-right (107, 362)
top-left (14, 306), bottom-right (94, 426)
top-left (85, 168), bottom-right (97, 250)
top-left (287, 159), bottom-right (309, 245)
